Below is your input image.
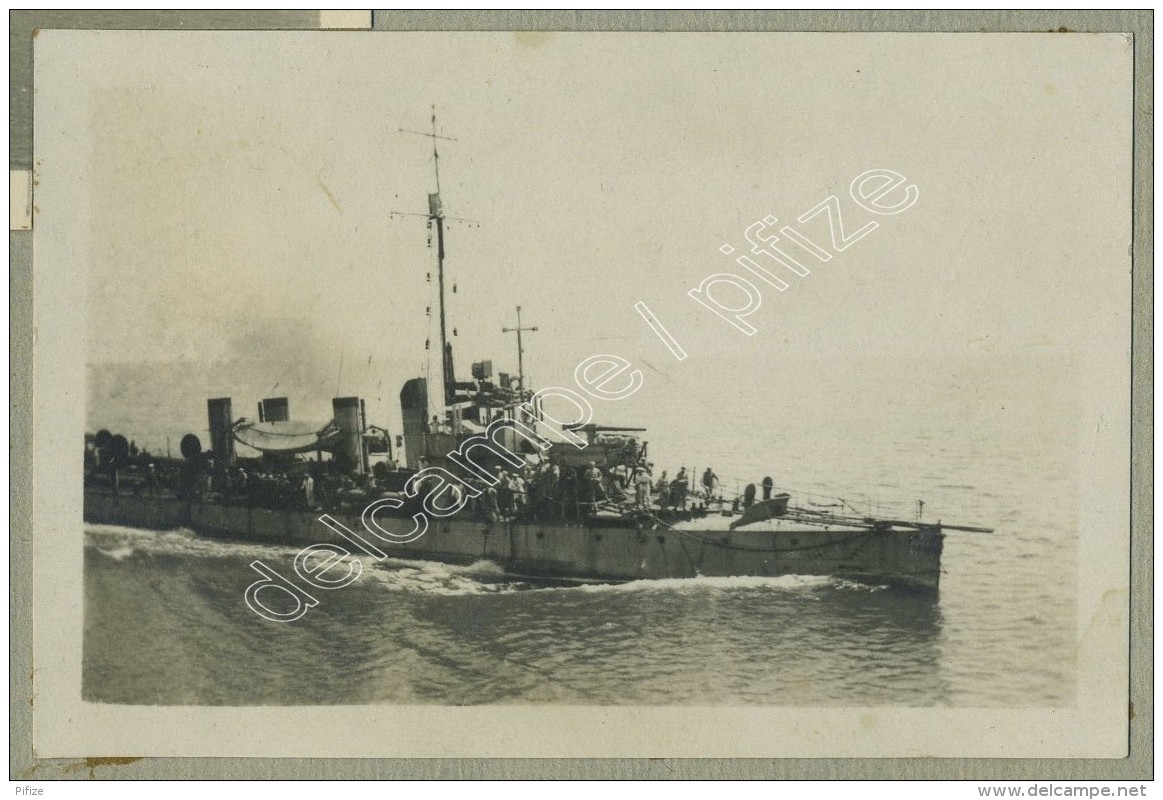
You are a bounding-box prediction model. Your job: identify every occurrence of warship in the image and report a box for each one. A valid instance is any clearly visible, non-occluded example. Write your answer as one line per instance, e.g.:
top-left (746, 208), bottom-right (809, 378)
top-left (83, 113), bottom-right (991, 592)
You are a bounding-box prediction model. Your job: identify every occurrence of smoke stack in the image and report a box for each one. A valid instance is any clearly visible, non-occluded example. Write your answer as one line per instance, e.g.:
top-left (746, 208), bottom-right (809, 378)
top-left (206, 397), bottom-right (235, 481)
top-left (399, 378), bottom-right (429, 469)
top-left (332, 396), bottom-right (364, 474)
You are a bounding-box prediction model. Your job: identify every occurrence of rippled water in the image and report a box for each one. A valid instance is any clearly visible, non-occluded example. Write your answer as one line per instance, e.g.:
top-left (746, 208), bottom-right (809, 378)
top-left (83, 359), bottom-right (1078, 707)
top-left (84, 527), bottom-right (941, 706)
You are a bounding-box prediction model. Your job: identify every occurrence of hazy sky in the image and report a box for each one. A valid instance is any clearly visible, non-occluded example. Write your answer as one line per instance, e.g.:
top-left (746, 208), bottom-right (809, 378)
top-left (35, 31), bottom-right (1131, 467)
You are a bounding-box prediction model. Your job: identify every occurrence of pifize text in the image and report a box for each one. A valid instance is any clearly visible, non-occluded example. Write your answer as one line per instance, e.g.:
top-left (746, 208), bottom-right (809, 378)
top-left (245, 168), bottom-right (918, 622)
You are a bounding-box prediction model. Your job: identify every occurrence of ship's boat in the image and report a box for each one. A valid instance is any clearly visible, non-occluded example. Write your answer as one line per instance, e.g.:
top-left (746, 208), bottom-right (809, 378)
top-left (231, 420), bottom-right (342, 455)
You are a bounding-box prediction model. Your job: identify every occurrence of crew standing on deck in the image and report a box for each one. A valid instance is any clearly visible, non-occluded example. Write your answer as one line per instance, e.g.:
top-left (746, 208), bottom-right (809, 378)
top-left (484, 481), bottom-right (500, 521)
top-left (762, 476), bottom-right (774, 500)
top-left (303, 472), bottom-right (315, 509)
top-left (672, 467), bottom-right (689, 510)
top-left (584, 461), bottom-right (606, 504)
top-left (655, 470), bottom-right (669, 510)
top-left (634, 465), bottom-right (652, 511)
top-left (701, 467), bottom-right (718, 499)
top-left (511, 472), bottom-right (528, 518)
top-left (542, 460), bottom-right (561, 519)
top-left (495, 466), bottom-right (513, 516)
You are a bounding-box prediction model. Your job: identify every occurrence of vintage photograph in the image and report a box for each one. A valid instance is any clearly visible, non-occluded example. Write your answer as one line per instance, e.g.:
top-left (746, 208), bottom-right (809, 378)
top-left (31, 29), bottom-right (1132, 757)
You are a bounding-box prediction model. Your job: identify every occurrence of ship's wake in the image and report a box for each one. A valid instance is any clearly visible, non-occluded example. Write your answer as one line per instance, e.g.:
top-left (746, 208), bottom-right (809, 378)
top-left (364, 559), bottom-right (888, 597)
top-left (85, 524), bottom-right (306, 563)
top-left (364, 557), bottom-right (532, 596)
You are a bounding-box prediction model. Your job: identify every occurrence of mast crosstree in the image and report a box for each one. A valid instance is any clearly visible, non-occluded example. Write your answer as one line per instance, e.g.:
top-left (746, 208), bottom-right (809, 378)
top-left (502, 305), bottom-right (538, 392)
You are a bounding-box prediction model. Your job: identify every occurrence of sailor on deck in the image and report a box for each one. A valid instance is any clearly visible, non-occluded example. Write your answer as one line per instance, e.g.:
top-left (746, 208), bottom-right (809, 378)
top-left (483, 483), bottom-right (500, 522)
top-left (672, 467), bottom-right (689, 510)
top-left (303, 473), bottom-right (315, 508)
top-left (584, 461), bottom-right (606, 503)
top-left (701, 467), bottom-right (718, 498)
top-left (494, 465), bottom-right (513, 516)
top-left (611, 463), bottom-right (630, 493)
top-left (634, 467), bottom-right (652, 510)
top-left (511, 473), bottom-right (528, 516)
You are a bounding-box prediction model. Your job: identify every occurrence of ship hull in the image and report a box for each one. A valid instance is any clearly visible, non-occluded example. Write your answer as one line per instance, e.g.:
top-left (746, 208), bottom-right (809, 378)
top-left (83, 491), bottom-right (944, 591)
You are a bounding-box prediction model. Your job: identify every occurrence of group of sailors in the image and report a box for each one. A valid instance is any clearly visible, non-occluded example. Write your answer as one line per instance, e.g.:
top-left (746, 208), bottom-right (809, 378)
top-left (84, 452), bottom-right (167, 497)
top-left (87, 452), bottom-right (358, 512)
top-left (434, 459), bottom-right (747, 523)
top-left (85, 439), bottom-right (779, 521)
top-left (211, 465), bottom-right (399, 512)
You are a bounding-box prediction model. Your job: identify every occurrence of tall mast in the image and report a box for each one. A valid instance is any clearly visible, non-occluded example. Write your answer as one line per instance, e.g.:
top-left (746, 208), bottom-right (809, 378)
top-left (400, 106), bottom-right (458, 407)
